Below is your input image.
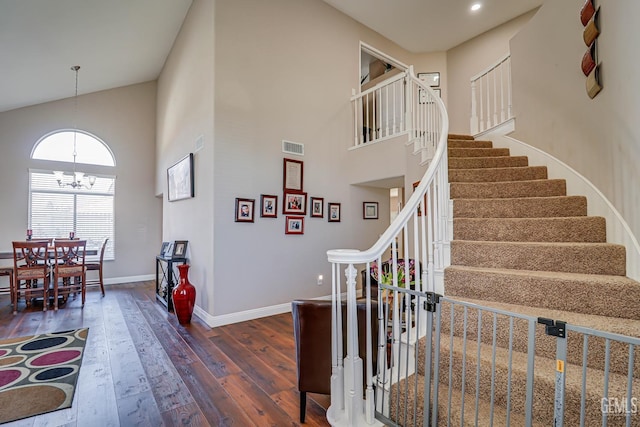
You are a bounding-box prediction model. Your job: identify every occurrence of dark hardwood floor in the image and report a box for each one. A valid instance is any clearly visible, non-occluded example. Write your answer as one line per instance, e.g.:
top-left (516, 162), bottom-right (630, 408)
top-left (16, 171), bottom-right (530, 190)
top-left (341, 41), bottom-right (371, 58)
top-left (0, 281), bottom-right (330, 426)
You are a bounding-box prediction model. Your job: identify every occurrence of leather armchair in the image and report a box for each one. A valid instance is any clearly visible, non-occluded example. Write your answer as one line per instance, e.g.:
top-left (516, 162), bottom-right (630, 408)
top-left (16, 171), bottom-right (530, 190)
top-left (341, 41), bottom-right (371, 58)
top-left (291, 299), bottom-right (379, 423)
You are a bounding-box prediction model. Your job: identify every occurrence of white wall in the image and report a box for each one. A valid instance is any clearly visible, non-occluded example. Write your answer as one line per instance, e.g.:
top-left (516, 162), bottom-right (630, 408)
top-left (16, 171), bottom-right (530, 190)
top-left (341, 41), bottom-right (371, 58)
top-left (156, 0), bottom-right (215, 314)
top-left (510, 0), bottom-right (640, 257)
top-left (156, 0), bottom-right (454, 323)
top-left (447, 10), bottom-right (538, 133)
top-left (0, 82), bottom-right (161, 279)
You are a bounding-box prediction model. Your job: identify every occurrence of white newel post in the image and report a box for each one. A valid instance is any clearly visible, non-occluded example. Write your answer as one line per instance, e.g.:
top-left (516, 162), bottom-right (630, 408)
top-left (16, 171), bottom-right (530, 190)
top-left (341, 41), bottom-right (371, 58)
top-left (343, 263), bottom-right (363, 426)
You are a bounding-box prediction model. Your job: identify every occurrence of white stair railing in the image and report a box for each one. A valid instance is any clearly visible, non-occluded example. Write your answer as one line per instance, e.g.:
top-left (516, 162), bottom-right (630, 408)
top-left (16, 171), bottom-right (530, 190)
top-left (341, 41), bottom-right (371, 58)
top-left (352, 71), bottom-right (408, 147)
top-left (326, 69), bottom-right (449, 426)
top-left (470, 54), bottom-right (512, 134)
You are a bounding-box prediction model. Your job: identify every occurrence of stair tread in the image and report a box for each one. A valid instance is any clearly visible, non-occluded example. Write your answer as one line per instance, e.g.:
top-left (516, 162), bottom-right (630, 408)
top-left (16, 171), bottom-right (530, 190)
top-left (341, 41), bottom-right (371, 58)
top-left (426, 335), bottom-right (640, 404)
top-left (453, 196), bottom-right (588, 218)
top-left (452, 239), bottom-right (625, 248)
top-left (451, 240), bottom-right (627, 275)
top-left (450, 166), bottom-right (548, 183)
top-left (392, 373), bottom-right (547, 427)
top-left (453, 216), bottom-right (607, 243)
top-left (449, 148), bottom-right (510, 157)
top-left (443, 295), bottom-right (640, 338)
top-left (445, 265), bottom-right (640, 320)
top-left (450, 179), bottom-right (567, 199)
top-left (446, 264), bottom-right (638, 285)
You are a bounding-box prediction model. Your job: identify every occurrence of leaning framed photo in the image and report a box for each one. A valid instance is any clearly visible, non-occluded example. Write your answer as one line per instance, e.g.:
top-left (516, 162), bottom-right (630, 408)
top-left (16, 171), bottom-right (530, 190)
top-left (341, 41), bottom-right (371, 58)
top-left (160, 242), bottom-right (169, 256)
top-left (285, 216), bottom-right (305, 235)
top-left (328, 202), bottom-right (341, 222)
top-left (167, 153), bottom-right (195, 202)
top-left (235, 198), bottom-right (255, 222)
top-left (260, 194), bottom-right (278, 218)
top-left (283, 158), bottom-right (304, 191)
top-left (163, 242), bottom-right (174, 258)
top-left (310, 197), bottom-right (324, 218)
top-left (172, 240), bottom-right (188, 258)
top-left (283, 191), bottom-right (307, 215)
top-left (363, 202), bottom-right (379, 219)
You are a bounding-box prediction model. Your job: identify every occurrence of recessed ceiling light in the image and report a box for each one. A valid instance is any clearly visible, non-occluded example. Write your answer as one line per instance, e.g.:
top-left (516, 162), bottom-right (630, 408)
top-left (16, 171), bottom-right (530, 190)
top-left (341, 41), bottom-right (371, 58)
top-left (471, 3), bottom-right (482, 12)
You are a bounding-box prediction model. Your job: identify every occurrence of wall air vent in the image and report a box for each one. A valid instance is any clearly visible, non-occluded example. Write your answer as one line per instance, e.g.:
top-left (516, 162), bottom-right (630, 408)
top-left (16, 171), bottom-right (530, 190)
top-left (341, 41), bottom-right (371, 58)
top-left (282, 140), bottom-right (304, 156)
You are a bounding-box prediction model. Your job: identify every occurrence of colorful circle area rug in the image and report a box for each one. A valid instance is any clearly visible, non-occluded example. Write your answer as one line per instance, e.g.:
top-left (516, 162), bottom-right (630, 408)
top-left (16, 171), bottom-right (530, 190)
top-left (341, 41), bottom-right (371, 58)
top-left (0, 328), bottom-right (89, 424)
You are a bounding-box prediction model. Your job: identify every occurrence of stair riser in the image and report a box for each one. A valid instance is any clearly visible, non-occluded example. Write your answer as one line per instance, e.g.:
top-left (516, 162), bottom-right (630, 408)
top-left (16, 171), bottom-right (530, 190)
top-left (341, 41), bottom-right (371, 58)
top-left (390, 376), bottom-right (546, 427)
top-left (453, 217), bottom-right (607, 242)
top-left (428, 303), bottom-right (640, 377)
top-left (448, 134), bottom-right (475, 140)
top-left (431, 348), bottom-right (628, 426)
top-left (449, 148), bottom-right (510, 158)
top-left (453, 196), bottom-right (588, 218)
top-left (444, 268), bottom-right (640, 320)
top-left (451, 241), bottom-right (627, 275)
top-left (448, 139), bottom-right (493, 148)
top-left (449, 166), bottom-right (548, 183)
top-left (449, 156), bottom-right (528, 169)
top-left (450, 180), bottom-right (567, 199)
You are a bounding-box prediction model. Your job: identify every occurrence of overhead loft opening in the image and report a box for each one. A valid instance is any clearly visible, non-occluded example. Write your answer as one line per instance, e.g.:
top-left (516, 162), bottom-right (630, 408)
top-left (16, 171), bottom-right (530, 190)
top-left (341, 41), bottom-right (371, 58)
top-left (359, 42), bottom-right (407, 90)
top-left (357, 43), bottom-right (410, 145)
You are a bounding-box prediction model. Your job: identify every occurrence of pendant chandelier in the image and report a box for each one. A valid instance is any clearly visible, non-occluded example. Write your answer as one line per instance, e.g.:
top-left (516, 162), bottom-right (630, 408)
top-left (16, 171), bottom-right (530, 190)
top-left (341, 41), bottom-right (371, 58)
top-left (53, 65), bottom-right (96, 190)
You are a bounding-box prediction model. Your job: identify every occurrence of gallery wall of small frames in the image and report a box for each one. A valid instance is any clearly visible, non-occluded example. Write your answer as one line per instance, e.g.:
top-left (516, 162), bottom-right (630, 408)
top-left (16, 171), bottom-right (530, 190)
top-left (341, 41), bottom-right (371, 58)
top-left (233, 157), bottom-right (379, 234)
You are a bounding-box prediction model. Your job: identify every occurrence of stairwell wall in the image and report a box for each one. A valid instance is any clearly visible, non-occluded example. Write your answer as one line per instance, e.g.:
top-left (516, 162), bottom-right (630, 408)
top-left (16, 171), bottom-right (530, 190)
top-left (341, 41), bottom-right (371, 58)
top-left (446, 9), bottom-right (538, 133)
top-left (509, 0), bottom-right (640, 271)
top-left (158, 0), bottom-right (447, 323)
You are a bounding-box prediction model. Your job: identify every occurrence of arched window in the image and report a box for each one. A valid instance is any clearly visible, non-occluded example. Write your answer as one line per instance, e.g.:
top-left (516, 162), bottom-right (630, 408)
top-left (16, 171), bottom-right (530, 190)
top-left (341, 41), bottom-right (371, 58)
top-left (32, 130), bottom-right (115, 166)
top-left (29, 130), bottom-right (116, 260)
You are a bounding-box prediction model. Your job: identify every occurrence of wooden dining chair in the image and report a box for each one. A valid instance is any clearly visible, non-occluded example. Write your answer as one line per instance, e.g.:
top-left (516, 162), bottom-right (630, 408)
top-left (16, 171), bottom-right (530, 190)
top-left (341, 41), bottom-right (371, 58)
top-left (12, 240), bottom-right (51, 314)
top-left (0, 266), bottom-right (14, 298)
top-left (52, 239), bottom-right (87, 310)
top-left (85, 238), bottom-right (108, 296)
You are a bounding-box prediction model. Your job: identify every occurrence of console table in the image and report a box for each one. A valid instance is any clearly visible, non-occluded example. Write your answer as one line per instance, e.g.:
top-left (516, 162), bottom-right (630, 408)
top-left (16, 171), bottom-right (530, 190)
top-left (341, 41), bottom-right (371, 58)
top-left (155, 255), bottom-right (187, 311)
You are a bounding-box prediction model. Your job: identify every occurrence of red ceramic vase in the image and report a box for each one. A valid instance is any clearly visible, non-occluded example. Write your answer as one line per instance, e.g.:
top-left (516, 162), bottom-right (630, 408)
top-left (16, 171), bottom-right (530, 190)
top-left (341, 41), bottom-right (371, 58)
top-left (172, 264), bottom-right (196, 324)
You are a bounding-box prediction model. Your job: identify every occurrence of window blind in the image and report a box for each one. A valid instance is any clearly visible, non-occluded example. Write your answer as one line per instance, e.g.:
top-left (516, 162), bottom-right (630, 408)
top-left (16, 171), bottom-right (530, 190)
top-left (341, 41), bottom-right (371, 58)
top-left (29, 171), bottom-right (115, 260)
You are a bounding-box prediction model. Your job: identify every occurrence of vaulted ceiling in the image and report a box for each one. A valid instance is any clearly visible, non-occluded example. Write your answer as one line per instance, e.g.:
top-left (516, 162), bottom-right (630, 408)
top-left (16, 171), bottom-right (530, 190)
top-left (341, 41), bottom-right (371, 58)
top-left (0, 0), bottom-right (542, 114)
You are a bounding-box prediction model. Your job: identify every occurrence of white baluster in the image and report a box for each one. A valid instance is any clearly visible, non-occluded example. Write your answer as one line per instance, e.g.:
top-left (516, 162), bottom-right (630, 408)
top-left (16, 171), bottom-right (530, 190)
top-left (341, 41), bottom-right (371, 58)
top-left (470, 79), bottom-right (478, 134)
top-left (493, 67), bottom-right (498, 126)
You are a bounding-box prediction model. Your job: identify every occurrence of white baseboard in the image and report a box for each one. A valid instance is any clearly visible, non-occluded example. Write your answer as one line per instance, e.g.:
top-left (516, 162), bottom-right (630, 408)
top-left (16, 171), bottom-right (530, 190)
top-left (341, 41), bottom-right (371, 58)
top-left (104, 274), bottom-right (155, 285)
top-left (195, 292), bottom-right (344, 328)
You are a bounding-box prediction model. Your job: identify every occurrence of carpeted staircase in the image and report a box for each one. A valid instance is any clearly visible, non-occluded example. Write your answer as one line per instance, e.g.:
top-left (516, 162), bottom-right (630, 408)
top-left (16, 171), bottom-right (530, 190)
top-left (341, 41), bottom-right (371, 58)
top-left (391, 135), bottom-right (640, 426)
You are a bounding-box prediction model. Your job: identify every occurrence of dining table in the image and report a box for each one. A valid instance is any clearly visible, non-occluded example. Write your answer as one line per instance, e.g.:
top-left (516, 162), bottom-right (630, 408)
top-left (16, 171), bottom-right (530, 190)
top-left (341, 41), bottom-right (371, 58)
top-left (0, 247), bottom-right (98, 259)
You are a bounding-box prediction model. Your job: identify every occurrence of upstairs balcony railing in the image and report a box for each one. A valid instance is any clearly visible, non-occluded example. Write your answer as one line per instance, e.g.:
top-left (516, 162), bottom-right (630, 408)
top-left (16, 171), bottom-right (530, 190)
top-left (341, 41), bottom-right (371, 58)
top-left (327, 68), bottom-right (449, 426)
top-left (470, 54), bottom-right (512, 134)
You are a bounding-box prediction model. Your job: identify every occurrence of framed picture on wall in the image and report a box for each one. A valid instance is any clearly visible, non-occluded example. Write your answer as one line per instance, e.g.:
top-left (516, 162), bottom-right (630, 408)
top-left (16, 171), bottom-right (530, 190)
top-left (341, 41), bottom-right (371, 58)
top-left (283, 158), bottom-right (304, 191)
top-left (363, 202), bottom-right (378, 219)
top-left (283, 191), bottom-right (307, 215)
top-left (328, 203), bottom-right (341, 222)
top-left (285, 216), bottom-right (305, 235)
top-left (235, 198), bottom-right (255, 222)
top-left (310, 197), bottom-right (324, 218)
top-left (260, 194), bottom-right (278, 218)
top-left (417, 72), bottom-right (440, 87)
top-left (167, 153), bottom-right (195, 202)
